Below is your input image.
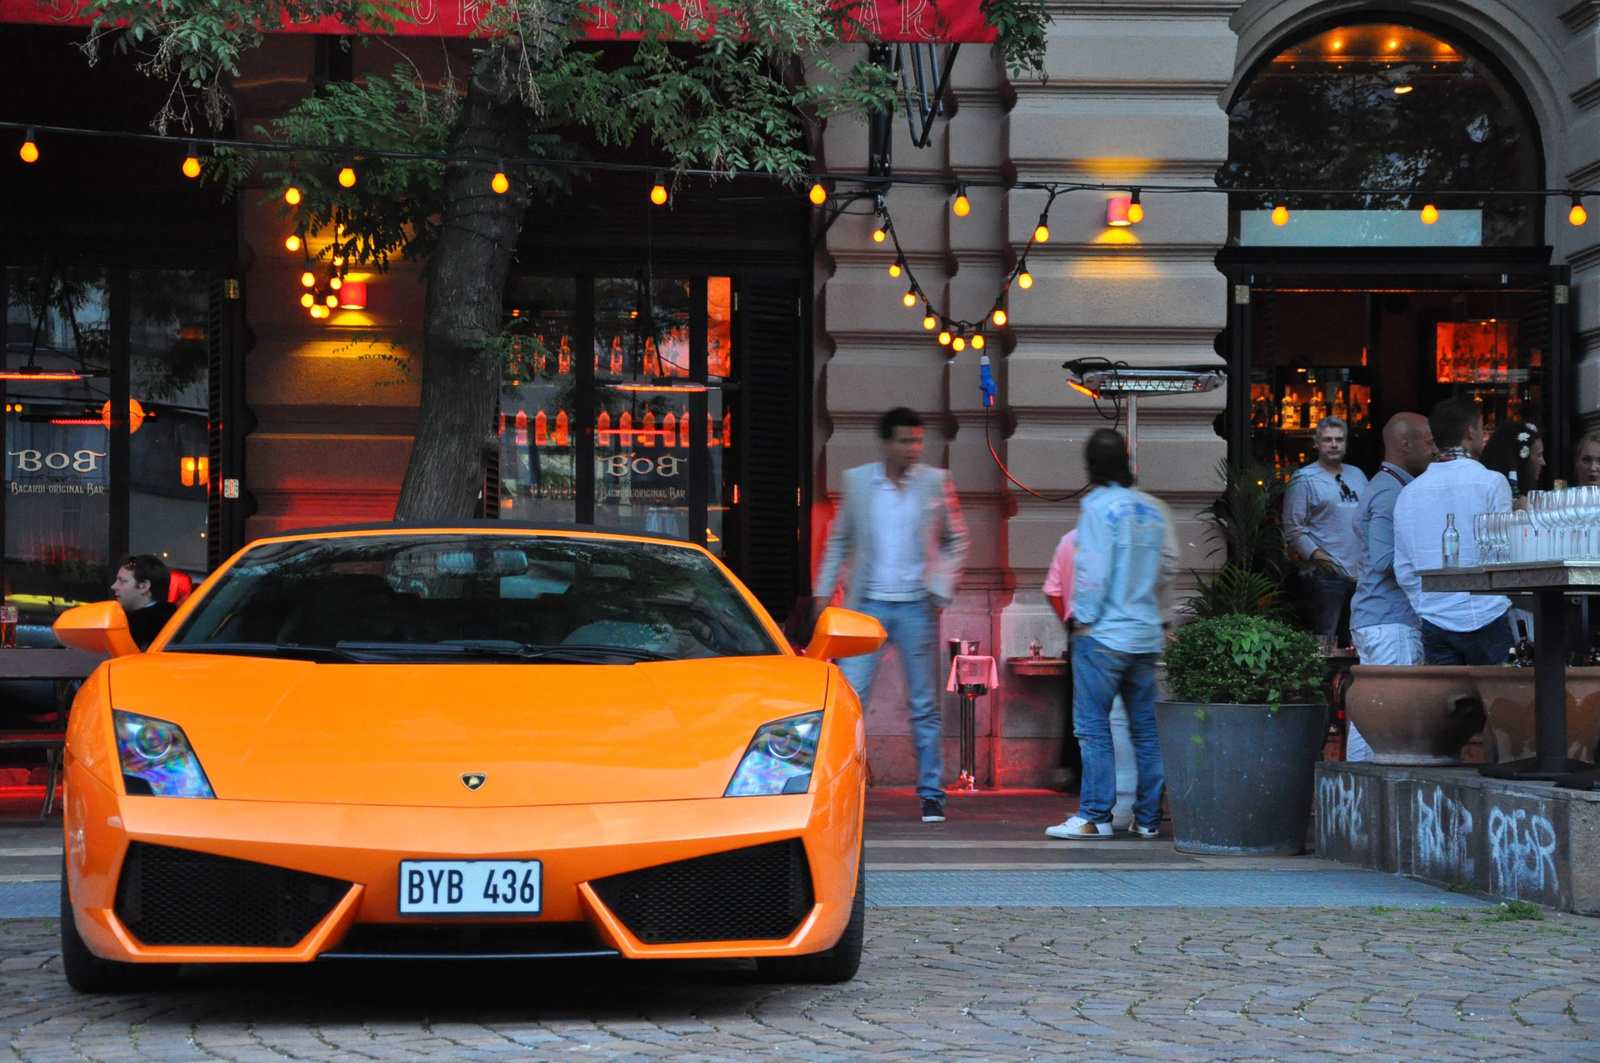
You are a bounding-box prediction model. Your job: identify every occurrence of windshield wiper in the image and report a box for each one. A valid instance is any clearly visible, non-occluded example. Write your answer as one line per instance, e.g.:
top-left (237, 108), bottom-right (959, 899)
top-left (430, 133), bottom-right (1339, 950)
top-left (168, 642), bottom-right (371, 664)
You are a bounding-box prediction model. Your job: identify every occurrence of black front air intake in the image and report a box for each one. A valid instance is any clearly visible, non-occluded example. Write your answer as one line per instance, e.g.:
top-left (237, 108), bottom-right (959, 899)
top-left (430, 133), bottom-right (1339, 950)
top-left (589, 839), bottom-right (814, 944)
top-left (115, 842), bottom-right (351, 948)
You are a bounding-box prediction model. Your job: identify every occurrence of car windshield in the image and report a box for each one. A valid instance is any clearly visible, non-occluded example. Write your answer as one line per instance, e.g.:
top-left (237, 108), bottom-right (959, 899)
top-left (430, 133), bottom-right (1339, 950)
top-left (167, 534), bottom-right (780, 662)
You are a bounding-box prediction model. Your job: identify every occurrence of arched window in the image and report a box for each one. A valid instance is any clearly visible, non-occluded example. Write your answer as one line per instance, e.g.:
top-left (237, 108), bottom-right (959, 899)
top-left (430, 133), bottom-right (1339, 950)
top-left (1222, 22), bottom-right (1542, 246)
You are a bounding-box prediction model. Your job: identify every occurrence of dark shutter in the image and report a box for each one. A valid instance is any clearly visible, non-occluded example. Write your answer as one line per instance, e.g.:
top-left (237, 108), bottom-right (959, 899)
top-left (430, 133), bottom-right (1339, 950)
top-left (736, 273), bottom-right (806, 619)
top-left (206, 277), bottom-right (252, 569)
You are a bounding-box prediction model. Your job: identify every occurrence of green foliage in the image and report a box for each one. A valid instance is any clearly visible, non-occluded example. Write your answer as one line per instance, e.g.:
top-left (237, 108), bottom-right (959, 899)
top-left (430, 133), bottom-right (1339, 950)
top-left (1164, 614), bottom-right (1326, 707)
top-left (1184, 461), bottom-right (1298, 621)
top-left (1486, 900), bottom-right (1543, 922)
top-left (979, 0), bottom-right (1050, 78)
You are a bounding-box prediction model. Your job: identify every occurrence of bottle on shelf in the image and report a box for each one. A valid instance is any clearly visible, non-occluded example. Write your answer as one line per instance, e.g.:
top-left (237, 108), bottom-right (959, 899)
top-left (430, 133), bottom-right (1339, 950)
top-left (1511, 619), bottom-right (1534, 667)
top-left (1442, 513), bottom-right (1460, 568)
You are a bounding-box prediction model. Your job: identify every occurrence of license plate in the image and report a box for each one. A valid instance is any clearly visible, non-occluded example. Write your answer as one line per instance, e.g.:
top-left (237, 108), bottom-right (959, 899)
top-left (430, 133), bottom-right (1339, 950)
top-left (398, 860), bottom-right (543, 915)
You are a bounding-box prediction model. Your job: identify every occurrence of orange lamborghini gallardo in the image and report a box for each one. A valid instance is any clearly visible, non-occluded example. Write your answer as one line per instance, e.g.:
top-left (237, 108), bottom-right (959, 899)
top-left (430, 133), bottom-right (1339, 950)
top-left (55, 525), bottom-right (885, 992)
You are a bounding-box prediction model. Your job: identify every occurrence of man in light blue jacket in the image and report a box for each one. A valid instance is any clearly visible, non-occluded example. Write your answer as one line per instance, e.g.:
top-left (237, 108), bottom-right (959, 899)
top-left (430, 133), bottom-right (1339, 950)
top-left (1047, 429), bottom-right (1179, 841)
top-left (814, 407), bottom-right (970, 823)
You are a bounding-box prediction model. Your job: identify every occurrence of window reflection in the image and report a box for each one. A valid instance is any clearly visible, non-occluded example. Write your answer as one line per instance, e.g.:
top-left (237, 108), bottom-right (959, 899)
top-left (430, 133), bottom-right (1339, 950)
top-left (500, 277), bottom-right (578, 524)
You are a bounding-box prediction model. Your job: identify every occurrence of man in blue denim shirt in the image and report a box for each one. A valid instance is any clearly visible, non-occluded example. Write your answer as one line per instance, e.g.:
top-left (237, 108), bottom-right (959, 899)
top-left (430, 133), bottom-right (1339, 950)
top-left (1046, 429), bottom-right (1179, 841)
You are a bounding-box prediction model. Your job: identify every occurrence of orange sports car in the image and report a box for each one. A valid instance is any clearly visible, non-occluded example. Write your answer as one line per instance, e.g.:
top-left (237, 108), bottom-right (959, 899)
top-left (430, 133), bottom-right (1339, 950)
top-left (55, 524), bottom-right (885, 992)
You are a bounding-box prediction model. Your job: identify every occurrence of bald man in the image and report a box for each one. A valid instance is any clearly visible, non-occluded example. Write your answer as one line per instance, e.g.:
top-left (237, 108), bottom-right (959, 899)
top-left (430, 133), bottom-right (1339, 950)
top-left (1348, 413), bottom-right (1438, 760)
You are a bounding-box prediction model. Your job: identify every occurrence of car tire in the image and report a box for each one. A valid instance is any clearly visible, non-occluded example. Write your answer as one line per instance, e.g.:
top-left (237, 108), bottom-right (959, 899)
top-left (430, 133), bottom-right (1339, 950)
top-left (756, 848), bottom-right (864, 985)
top-left (59, 861), bottom-right (176, 993)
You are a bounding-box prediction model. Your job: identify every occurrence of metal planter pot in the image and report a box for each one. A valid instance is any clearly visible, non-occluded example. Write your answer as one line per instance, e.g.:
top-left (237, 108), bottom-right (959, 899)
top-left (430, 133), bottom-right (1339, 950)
top-left (1154, 701), bottom-right (1327, 856)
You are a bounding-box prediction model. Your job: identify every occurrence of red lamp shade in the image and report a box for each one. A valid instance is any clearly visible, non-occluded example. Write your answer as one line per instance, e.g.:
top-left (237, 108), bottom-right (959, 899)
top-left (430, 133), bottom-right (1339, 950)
top-left (337, 281), bottom-right (368, 310)
top-left (1106, 196), bottom-right (1133, 226)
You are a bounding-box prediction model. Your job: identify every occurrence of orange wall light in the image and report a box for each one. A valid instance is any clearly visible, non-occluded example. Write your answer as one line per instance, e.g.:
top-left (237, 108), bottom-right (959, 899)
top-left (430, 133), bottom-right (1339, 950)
top-left (337, 281), bottom-right (368, 309)
top-left (1106, 196), bottom-right (1133, 226)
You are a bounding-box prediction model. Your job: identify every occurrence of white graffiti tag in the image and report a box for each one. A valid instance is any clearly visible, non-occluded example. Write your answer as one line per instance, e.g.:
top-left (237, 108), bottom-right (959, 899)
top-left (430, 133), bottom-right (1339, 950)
top-left (1415, 786), bottom-right (1475, 879)
top-left (1487, 806), bottom-right (1559, 899)
top-left (1318, 773), bottom-right (1366, 848)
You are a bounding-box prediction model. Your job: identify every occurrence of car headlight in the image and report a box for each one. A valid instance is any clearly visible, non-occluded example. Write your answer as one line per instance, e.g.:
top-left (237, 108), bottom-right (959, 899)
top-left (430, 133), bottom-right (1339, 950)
top-left (113, 711), bottom-right (215, 798)
top-left (724, 712), bottom-right (822, 797)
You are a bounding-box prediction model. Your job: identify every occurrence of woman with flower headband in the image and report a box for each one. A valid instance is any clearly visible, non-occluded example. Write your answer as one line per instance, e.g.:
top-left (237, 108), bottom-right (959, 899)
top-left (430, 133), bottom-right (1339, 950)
top-left (1480, 420), bottom-right (1545, 508)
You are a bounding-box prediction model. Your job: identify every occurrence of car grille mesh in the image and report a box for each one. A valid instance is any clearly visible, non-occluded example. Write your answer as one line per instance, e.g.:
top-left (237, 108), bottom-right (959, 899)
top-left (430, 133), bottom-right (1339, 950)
top-left (115, 842), bottom-right (351, 948)
top-left (590, 839), bottom-right (814, 944)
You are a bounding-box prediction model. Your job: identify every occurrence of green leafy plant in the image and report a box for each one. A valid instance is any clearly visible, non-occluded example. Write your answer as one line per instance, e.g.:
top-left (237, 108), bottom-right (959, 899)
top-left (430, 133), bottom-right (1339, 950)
top-left (1164, 615), bottom-right (1326, 707)
top-left (1486, 900), bottom-right (1543, 922)
top-left (1184, 462), bottom-right (1296, 620)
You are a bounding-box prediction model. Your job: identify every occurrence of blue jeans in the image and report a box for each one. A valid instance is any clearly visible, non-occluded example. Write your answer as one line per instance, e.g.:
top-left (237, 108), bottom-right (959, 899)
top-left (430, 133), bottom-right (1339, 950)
top-left (1421, 615), bottom-right (1513, 666)
top-left (837, 598), bottom-right (943, 802)
top-left (1072, 634), bottom-right (1163, 828)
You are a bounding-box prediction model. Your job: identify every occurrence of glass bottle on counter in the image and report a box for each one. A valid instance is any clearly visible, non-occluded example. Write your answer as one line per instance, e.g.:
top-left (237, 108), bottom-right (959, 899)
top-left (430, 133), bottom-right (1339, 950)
top-left (1442, 513), bottom-right (1460, 568)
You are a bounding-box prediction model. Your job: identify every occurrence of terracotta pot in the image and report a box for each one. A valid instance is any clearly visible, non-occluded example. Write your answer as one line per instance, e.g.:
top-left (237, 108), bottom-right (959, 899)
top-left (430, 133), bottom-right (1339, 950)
top-left (1467, 666), bottom-right (1600, 763)
top-left (1344, 665), bottom-right (1483, 765)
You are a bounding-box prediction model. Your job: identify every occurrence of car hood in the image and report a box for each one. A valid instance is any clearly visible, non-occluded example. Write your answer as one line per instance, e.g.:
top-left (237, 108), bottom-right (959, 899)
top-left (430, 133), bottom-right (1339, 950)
top-left (105, 653), bottom-right (829, 806)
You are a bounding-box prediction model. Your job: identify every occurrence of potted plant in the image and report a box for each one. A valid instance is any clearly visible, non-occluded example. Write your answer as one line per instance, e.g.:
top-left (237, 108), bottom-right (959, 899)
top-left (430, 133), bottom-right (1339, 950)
top-left (1156, 615), bottom-right (1328, 855)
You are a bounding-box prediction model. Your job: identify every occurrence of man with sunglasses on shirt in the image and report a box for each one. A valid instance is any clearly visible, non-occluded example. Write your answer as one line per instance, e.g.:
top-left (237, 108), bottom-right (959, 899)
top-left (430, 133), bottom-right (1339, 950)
top-left (1283, 416), bottom-right (1368, 645)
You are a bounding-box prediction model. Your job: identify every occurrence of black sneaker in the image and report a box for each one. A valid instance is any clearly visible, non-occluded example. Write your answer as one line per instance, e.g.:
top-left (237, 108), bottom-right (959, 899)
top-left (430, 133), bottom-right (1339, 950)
top-left (921, 798), bottom-right (946, 823)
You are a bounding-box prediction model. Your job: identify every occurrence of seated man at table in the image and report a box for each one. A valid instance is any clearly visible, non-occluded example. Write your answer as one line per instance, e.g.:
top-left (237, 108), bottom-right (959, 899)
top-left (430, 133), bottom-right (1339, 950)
top-left (1393, 398), bottom-right (1512, 666)
top-left (111, 554), bottom-right (177, 651)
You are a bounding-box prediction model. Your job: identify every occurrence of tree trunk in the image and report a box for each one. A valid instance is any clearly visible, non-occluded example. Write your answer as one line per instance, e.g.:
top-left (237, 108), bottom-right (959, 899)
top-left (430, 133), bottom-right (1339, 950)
top-left (394, 65), bottom-right (530, 520)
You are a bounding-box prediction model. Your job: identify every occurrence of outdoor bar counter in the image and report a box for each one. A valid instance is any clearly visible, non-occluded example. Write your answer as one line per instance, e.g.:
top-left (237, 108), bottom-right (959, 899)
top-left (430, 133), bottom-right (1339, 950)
top-left (1419, 561), bottom-right (1600, 784)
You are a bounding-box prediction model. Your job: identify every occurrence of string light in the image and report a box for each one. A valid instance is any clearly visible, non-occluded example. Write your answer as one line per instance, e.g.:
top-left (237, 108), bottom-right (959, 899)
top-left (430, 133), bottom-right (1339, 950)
top-left (1420, 203), bottom-right (1439, 224)
top-left (1572, 195), bottom-right (1588, 226)
top-left (285, 185), bottom-right (302, 206)
top-left (952, 183), bottom-right (970, 217)
top-left (902, 290), bottom-right (917, 308)
top-left (329, 277), bottom-right (343, 290)
top-left (325, 293), bottom-right (340, 307)
top-left (310, 304), bottom-right (330, 319)
top-left (1271, 204), bottom-right (1289, 226)
top-left (889, 261), bottom-right (902, 278)
top-left (938, 330), bottom-right (952, 346)
top-left (284, 232), bottom-right (302, 252)
top-left (872, 226), bottom-right (887, 243)
top-left (492, 161), bottom-right (510, 195)
top-left (650, 172), bottom-right (668, 205)
top-left (182, 143), bottom-right (201, 179)
top-left (300, 292), bottom-right (314, 308)
top-left (972, 334), bottom-right (985, 350)
top-left (808, 182), bottom-right (827, 205)
top-left (1018, 270), bottom-right (1033, 289)
top-left (992, 309), bottom-right (1007, 327)
top-left (300, 271), bottom-right (316, 288)
top-left (923, 315), bottom-right (937, 330)
top-left (951, 335), bottom-right (966, 352)
top-left (338, 157), bottom-right (357, 188)
top-left (1127, 188), bottom-right (1144, 224)
top-left (1033, 217), bottom-right (1050, 243)
top-left (18, 127), bottom-right (37, 163)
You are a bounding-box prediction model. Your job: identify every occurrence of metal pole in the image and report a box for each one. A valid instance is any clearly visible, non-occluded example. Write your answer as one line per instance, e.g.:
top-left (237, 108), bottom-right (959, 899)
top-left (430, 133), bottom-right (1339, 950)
top-left (1126, 394), bottom-right (1138, 477)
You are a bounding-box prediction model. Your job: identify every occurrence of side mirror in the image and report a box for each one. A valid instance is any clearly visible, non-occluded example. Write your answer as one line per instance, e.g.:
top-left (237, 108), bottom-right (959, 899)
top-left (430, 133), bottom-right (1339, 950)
top-left (53, 602), bottom-right (141, 658)
top-left (804, 607), bottom-right (886, 661)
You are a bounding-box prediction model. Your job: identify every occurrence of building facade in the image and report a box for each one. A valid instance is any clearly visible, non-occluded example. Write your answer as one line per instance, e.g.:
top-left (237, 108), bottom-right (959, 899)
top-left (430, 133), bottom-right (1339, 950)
top-left (3, 2), bottom-right (1598, 786)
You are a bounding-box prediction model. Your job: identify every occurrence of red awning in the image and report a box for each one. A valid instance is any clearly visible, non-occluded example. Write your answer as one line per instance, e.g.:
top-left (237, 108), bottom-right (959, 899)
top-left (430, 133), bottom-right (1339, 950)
top-left (0, 0), bottom-right (995, 42)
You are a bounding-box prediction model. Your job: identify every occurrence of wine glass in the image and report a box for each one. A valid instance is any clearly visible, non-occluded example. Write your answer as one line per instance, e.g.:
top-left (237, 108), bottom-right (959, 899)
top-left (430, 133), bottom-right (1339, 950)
top-left (1473, 514), bottom-right (1490, 565)
top-left (1526, 492), bottom-right (1549, 561)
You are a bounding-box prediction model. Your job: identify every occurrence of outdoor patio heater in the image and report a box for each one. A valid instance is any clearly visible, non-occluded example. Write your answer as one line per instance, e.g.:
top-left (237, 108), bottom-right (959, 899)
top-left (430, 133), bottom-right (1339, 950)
top-left (1063, 361), bottom-right (1227, 474)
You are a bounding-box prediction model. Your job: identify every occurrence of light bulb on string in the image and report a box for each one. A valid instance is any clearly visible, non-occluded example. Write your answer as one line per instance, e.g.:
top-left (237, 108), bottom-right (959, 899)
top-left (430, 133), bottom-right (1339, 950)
top-left (1572, 195), bottom-right (1588, 226)
top-left (952, 335), bottom-right (966, 353)
top-left (300, 271), bottom-right (316, 288)
top-left (1033, 217), bottom-right (1050, 243)
top-left (19, 128), bottom-right (38, 164)
top-left (1018, 270), bottom-right (1033, 290)
top-left (923, 315), bottom-right (937, 331)
top-left (1421, 203), bottom-right (1439, 224)
top-left (300, 292), bottom-right (315, 309)
top-left (808, 182), bottom-right (827, 205)
top-left (952, 183), bottom-right (970, 217)
top-left (1127, 188), bottom-right (1144, 224)
top-left (992, 308), bottom-right (1008, 327)
top-left (285, 185), bottom-right (302, 206)
top-left (329, 277), bottom-right (343, 291)
top-left (338, 157), bottom-right (357, 188)
top-left (284, 232), bottom-right (302, 253)
top-left (311, 304), bottom-right (330, 319)
top-left (872, 226), bottom-right (887, 244)
top-left (182, 143), bottom-right (201, 179)
top-left (938, 330), bottom-right (952, 346)
top-left (902, 290), bottom-right (917, 308)
top-left (491, 161), bottom-right (510, 195)
top-left (325, 293), bottom-right (340, 307)
top-left (888, 261), bottom-right (902, 278)
top-left (650, 172), bottom-right (668, 205)
top-left (972, 334), bottom-right (986, 350)
top-left (1271, 204), bottom-right (1289, 226)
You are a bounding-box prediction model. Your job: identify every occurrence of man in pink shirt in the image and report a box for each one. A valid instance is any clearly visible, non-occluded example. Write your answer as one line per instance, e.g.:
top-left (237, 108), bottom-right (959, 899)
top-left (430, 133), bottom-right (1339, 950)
top-left (1042, 531), bottom-right (1080, 791)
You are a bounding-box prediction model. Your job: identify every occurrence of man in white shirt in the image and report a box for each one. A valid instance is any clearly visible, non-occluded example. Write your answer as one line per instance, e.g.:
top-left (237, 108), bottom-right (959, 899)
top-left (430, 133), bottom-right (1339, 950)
top-left (1393, 398), bottom-right (1514, 665)
top-left (814, 407), bottom-right (970, 823)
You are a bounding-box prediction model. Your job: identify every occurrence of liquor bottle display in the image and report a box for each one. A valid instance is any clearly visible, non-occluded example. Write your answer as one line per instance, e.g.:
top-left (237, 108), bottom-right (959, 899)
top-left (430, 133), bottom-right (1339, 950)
top-left (1442, 513), bottom-right (1460, 568)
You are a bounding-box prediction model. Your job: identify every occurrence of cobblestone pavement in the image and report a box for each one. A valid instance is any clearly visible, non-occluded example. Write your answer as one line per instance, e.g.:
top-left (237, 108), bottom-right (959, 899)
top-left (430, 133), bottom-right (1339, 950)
top-left (3, 906), bottom-right (1599, 1062)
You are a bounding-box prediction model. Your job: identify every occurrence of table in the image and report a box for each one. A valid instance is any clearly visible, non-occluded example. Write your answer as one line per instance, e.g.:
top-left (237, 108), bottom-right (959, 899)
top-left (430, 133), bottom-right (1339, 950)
top-left (1418, 561), bottom-right (1598, 782)
top-left (0, 647), bottom-right (105, 817)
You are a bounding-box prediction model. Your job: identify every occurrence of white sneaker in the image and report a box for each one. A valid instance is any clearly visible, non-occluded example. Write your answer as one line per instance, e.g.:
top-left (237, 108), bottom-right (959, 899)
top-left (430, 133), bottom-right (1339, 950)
top-left (1045, 815), bottom-right (1113, 840)
top-left (1128, 823), bottom-right (1161, 839)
